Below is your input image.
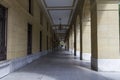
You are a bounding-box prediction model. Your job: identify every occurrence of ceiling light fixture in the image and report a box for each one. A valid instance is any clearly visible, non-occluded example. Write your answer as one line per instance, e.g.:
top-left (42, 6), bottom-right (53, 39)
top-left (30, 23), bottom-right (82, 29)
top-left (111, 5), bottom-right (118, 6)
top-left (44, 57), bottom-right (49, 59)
top-left (59, 18), bottom-right (62, 30)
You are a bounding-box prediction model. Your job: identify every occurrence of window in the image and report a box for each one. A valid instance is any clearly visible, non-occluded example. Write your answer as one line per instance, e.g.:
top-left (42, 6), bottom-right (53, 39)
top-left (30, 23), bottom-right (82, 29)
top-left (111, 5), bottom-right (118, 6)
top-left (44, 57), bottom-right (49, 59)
top-left (29, 0), bottom-right (33, 15)
top-left (0, 5), bottom-right (7, 60)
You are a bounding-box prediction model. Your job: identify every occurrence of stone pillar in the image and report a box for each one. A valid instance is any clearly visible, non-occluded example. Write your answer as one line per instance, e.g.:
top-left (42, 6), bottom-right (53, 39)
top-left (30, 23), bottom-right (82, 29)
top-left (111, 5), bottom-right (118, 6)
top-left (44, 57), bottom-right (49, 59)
top-left (74, 24), bottom-right (77, 56)
top-left (76, 15), bottom-right (80, 57)
top-left (65, 38), bottom-right (69, 51)
top-left (71, 25), bottom-right (74, 54)
top-left (69, 35), bottom-right (71, 51)
top-left (80, 17), bottom-right (83, 60)
top-left (69, 29), bottom-right (72, 53)
top-left (90, 0), bottom-right (120, 71)
top-left (67, 39), bottom-right (69, 51)
top-left (82, 0), bottom-right (91, 61)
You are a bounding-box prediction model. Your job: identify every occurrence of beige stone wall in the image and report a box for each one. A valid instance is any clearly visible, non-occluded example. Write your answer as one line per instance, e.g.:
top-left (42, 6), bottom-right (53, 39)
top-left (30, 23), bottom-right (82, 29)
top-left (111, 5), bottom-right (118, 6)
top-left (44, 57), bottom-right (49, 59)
top-left (69, 32), bottom-right (72, 50)
top-left (72, 25), bottom-right (74, 50)
top-left (82, 21), bottom-right (91, 53)
top-left (32, 0), bottom-right (41, 53)
top-left (16, 0), bottom-right (29, 11)
top-left (97, 3), bottom-right (120, 59)
top-left (90, 0), bottom-right (120, 59)
top-left (0, 0), bottom-right (53, 60)
top-left (82, 0), bottom-right (91, 54)
top-left (69, 29), bottom-right (73, 50)
top-left (76, 15), bottom-right (80, 51)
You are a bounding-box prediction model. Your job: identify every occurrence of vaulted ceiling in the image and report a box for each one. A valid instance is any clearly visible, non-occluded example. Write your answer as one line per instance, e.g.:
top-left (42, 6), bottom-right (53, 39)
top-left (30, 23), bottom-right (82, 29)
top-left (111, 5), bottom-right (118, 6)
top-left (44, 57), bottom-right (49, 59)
top-left (40, 0), bottom-right (78, 41)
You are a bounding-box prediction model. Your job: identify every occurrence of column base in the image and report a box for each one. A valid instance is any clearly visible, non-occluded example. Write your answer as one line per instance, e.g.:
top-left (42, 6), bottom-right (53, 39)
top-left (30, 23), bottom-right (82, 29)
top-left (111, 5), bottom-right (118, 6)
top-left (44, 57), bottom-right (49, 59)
top-left (91, 57), bottom-right (98, 71)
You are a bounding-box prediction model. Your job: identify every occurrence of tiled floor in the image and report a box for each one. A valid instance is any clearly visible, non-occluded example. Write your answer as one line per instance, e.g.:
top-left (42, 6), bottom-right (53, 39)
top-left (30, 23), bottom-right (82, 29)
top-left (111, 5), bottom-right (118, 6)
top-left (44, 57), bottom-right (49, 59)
top-left (0, 51), bottom-right (118, 80)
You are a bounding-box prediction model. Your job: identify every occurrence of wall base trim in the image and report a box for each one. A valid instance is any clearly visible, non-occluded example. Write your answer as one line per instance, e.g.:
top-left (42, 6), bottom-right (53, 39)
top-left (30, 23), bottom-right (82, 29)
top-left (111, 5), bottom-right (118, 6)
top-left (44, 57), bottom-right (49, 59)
top-left (69, 49), bottom-right (74, 54)
top-left (91, 58), bottom-right (120, 72)
top-left (83, 53), bottom-right (91, 61)
top-left (76, 51), bottom-right (91, 61)
top-left (76, 51), bottom-right (80, 57)
top-left (0, 61), bottom-right (10, 78)
top-left (0, 50), bottom-right (49, 78)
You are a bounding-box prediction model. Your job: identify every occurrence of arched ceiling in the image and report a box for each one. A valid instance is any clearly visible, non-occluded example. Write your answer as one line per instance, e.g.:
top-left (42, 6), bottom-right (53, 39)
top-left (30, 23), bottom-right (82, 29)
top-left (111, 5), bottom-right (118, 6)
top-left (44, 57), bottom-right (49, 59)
top-left (40, 0), bottom-right (78, 41)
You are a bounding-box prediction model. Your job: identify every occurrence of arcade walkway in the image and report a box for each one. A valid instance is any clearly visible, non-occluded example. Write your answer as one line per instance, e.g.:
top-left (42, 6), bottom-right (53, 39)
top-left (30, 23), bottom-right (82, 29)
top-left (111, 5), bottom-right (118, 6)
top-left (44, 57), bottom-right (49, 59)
top-left (0, 50), bottom-right (117, 80)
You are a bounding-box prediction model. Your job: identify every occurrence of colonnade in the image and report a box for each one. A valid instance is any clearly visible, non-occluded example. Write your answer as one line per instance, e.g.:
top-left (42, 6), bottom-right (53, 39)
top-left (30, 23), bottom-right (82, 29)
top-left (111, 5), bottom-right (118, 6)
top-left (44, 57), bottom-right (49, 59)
top-left (65, 0), bottom-right (120, 71)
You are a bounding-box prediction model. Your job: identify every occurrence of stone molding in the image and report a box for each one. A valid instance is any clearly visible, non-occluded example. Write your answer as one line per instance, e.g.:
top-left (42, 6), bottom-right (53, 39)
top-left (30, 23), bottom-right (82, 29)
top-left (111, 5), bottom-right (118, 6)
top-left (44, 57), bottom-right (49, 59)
top-left (91, 58), bottom-right (120, 72)
top-left (0, 50), bottom-right (51, 78)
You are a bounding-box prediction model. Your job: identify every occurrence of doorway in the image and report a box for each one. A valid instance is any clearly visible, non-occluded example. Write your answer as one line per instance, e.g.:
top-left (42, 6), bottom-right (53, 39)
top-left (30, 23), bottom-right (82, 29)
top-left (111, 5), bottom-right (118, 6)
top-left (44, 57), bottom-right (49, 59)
top-left (0, 5), bottom-right (7, 61)
top-left (40, 31), bottom-right (42, 51)
top-left (27, 24), bottom-right (32, 55)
